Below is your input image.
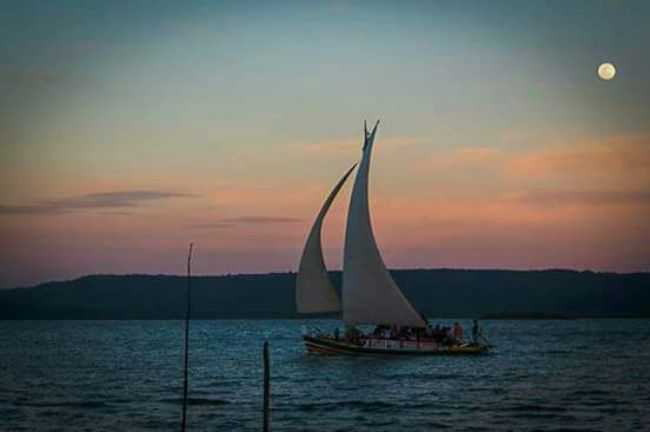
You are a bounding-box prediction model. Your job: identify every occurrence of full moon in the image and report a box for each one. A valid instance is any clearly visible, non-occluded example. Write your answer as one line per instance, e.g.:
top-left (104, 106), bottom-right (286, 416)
top-left (598, 62), bottom-right (616, 80)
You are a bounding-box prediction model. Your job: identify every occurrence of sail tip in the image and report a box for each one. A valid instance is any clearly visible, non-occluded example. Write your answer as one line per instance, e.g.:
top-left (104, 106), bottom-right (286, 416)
top-left (362, 119), bottom-right (380, 150)
top-left (363, 120), bottom-right (380, 133)
top-left (372, 119), bottom-right (380, 134)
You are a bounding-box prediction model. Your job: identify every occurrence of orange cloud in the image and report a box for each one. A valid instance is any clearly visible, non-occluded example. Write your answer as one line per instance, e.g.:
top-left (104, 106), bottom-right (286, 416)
top-left (416, 133), bottom-right (650, 197)
top-left (506, 134), bottom-right (650, 186)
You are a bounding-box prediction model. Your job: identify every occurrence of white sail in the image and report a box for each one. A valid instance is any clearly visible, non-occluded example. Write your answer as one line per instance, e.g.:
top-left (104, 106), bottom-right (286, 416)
top-left (296, 164), bottom-right (357, 313)
top-left (342, 121), bottom-right (426, 327)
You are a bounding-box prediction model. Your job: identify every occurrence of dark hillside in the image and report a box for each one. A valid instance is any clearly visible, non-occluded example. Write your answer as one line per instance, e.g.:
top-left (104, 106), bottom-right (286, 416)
top-left (1, 270), bottom-right (648, 319)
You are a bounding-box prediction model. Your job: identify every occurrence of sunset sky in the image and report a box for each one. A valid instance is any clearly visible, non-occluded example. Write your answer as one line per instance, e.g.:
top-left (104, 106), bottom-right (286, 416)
top-left (2, 1), bottom-right (649, 288)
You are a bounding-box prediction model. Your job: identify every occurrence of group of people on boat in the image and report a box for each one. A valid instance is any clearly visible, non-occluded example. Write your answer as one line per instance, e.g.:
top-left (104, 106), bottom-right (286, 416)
top-left (334, 319), bottom-right (488, 347)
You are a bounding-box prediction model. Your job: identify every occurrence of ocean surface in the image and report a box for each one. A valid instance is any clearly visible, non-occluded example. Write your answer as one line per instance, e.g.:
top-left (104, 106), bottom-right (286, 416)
top-left (1, 319), bottom-right (649, 431)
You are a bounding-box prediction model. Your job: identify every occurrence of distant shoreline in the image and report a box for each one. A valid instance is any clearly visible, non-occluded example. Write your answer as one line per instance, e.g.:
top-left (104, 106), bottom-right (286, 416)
top-left (4, 268), bottom-right (649, 292)
top-left (479, 313), bottom-right (650, 320)
top-left (2, 316), bottom-right (650, 321)
top-left (2, 270), bottom-right (649, 320)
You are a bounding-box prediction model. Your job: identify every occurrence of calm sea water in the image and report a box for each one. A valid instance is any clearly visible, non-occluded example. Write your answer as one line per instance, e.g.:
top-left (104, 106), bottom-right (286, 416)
top-left (1, 319), bottom-right (649, 431)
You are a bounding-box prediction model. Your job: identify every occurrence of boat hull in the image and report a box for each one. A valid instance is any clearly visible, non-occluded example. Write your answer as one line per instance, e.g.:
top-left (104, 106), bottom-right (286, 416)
top-left (304, 335), bottom-right (489, 356)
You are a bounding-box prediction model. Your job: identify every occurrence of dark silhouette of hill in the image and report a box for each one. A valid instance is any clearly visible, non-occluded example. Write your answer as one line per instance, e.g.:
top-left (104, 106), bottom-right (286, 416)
top-left (1, 269), bottom-right (649, 319)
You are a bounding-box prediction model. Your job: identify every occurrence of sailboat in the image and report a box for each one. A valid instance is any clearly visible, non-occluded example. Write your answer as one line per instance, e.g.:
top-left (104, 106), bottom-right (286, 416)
top-left (296, 121), bottom-right (490, 355)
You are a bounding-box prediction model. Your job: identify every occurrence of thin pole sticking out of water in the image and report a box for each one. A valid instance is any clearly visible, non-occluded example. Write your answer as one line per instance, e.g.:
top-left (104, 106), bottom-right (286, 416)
top-left (181, 243), bottom-right (194, 432)
top-left (263, 341), bottom-right (270, 432)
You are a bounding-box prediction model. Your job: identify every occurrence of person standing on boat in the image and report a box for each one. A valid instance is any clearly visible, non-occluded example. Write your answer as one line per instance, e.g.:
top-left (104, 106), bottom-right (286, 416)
top-left (453, 322), bottom-right (464, 343)
top-left (390, 324), bottom-right (398, 340)
top-left (443, 326), bottom-right (454, 346)
top-left (476, 323), bottom-right (489, 347)
top-left (471, 320), bottom-right (479, 343)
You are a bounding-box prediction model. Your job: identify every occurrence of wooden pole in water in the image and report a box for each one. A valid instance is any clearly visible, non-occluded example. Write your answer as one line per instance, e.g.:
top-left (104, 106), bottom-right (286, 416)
top-left (263, 341), bottom-right (270, 432)
top-left (181, 243), bottom-right (194, 432)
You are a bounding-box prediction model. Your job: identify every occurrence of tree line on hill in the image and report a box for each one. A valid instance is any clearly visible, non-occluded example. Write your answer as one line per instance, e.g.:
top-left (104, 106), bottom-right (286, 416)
top-left (1, 269), bottom-right (648, 319)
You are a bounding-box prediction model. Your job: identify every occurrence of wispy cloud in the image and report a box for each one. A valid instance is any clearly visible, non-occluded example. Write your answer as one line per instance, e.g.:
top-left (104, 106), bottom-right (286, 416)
top-left (191, 216), bottom-right (302, 229)
top-left (0, 190), bottom-right (194, 215)
top-left (518, 189), bottom-right (650, 207)
top-left (419, 134), bottom-right (650, 188)
top-left (222, 216), bottom-right (301, 224)
top-left (506, 136), bottom-right (650, 180)
top-left (190, 222), bottom-right (233, 230)
top-left (0, 69), bottom-right (62, 89)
